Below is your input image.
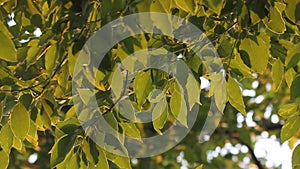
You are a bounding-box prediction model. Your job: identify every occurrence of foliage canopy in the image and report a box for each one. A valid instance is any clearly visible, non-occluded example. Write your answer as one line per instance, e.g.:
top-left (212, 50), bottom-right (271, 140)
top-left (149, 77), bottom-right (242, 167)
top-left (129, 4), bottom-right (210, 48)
top-left (0, 0), bottom-right (300, 168)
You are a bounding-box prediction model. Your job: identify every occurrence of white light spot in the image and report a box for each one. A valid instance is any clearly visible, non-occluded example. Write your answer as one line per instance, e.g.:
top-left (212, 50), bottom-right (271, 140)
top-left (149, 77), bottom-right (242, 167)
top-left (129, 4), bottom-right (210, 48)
top-left (200, 76), bottom-right (210, 89)
top-left (252, 80), bottom-right (259, 89)
top-left (271, 114), bottom-right (279, 124)
top-left (242, 89), bottom-right (256, 97)
top-left (266, 83), bottom-right (272, 92)
top-left (237, 113), bottom-right (244, 123)
top-left (19, 39), bottom-right (30, 43)
top-left (255, 95), bottom-right (264, 104)
top-left (7, 19), bottom-right (16, 27)
top-left (264, 104), bottom-right (273, 119)
top-left (261, 131), bottom-right (269, 138)
top-left (241, 145), bottom-right (249, 153)
top-left (28, 153), bottom-right (38, 164)
top-left (131, 158), bottom-right (138, 165)
top-left (33, 28), bottom-right (42, 37)
top-left (177, 53), bottom-right (183, 59)
top-left (246, 111), bottom-right (257, 127)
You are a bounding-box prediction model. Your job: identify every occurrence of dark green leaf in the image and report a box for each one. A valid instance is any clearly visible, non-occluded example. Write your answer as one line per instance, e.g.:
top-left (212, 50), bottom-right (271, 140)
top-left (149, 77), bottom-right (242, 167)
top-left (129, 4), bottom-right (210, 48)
top-left (291, 74), bottom-right (300, 100)
top-left (50, 134), bottom-right (76, 167)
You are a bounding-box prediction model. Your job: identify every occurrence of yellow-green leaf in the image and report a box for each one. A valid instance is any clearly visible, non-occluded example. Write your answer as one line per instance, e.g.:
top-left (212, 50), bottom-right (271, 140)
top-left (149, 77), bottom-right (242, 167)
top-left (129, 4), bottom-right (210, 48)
top-left (0, 150), bottom-right (9, 169)
top-left (227, 77), bottom-right (246, 116)
top-left (281, 116), bottom-right (300, 143)
top-left (263, 5), bottom-right (286, 34)
top-left (11, 103), bottom-right (30, 140)
top-left (293, 144), bottom-right (300, 168)
top-left (196, 164), bottom-right (204, 169)
top-left (279, 103), bottom-right (299, 118)
top-left (239, 36), bottom-right (270, 73)
top-left (209, 73), bottom-right (227, 112)
top-left (285, 0), bottom-right (300, 25)
top-left (0, 22), bottom-right (17, 62)
top-left (119, 122), bottom-right (141, 140)
top-left (45, 44), bottom-right (58, 76)
top-left (152, 99), bottom-right (168, 135)
top-left (0, 123), bottom-right (14, 153)
top-left (202, 0), bottom-right (224, 15)
top-left (272, 59), bottom-right (284, 90)
top-left (285, 68), bottom-right (296, 88)
top-left (174, 0), bottom-right (196, 14)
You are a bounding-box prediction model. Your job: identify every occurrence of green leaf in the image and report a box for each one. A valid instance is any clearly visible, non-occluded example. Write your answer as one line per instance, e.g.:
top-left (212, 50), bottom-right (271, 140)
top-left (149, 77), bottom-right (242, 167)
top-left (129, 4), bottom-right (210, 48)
top-left (152, 99), bottom-right (168, 134)
top-left (0, 150), bottom-right (9, 169)
top-left (285, 0), bottom-right (300, 25)
top-left (106, 153), bottom-right (132, 169)
top-left (209, 73), bottom-right (227, 112)
top-left (95, 147), bottom-right (109, 169)
top-left (82, 140), bottom-right (98, 166)
top-left (174, 0), bottom-right (196, 14)
top-left (148, 89), bottom-right (165, 103)
top-left (230, 50), bottom-right (252, 76)
top-left (119, 122), bottom-right (141, 140)
top-left (0, 22), bottom-right (17, 62)
top-left (26, 39), bottom-right (41, 68)
top-left (286, 45), bottom-right (300, 69)
top-left (286, 68), bottom-right (296, 88)
top-left (227, 77), bottom-right (246, 116)
top-left (196, 164), bottom-right (204, 169)
top-left (278, 103), bottom-right (299, 118)
top-left (186, 73), bottom-right (201, 110)
top-left (45, 44), bottom-right (58, 76)
top-left (66, 153), bottom-right (79, 169)
top-left (271, 59), bottom-right (284, 90)
top-left (280, 116), bottom-right (300, 143)
top-left (239, 36), bottom-right (270, 73)
top-left (293, 144), bottom-right (300, 168)
top-left (0, 123), bottom-right (14, 153)
top-left (50, 134), bottom-right (76, 167)
top-left (117, 99), bottom-right (136, 121)
top-left (150, 1), bottom-right (172, 34)
top-left (202, 0), bottom-right (224, 15)
top-left (110, 67), bottom-right (124, 99)
top-left (11, 103), bottom-right (30, 140)
top-left (291, 74), bottom-right (300, 100)
top-left (77, 89), bottom-right (95, 105)
top-left (134, 71), bottom-right (152, 109)
top-left (170, 82), bottom-right (188, 127)
top-left (263, 5), bottom-right (286, 34)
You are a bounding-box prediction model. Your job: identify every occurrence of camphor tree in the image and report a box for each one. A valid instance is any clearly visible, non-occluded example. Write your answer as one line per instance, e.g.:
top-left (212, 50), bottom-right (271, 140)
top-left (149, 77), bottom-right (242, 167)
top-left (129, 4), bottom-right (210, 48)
top-left (0, 0), bottom-right (300, 168)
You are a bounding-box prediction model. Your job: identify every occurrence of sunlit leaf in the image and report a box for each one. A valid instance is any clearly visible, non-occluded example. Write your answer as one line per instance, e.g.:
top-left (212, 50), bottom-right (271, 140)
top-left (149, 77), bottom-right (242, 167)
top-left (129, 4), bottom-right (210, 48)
top-left (0, 123), bottom-right (14, 153)
top-left (239, 35), bottom-right (270, 73)
top-left (271, 59), bottom-right (284, 90)
top-left (0, 22), bottom-right (17, 62)
top-left (152, 99), bottom-right (168, 134)
top-left (0, 150), bottom-right (9, 169)
top-left (10, 103), bottom-right (30, 140)
top-left (285, 0), bottom-right (300, 25)
top-left (281, 116), bottom-right (300, 143)
top-left (227, 77), bottom-right (246, 116)
top-left (278, 103), bottom-right (299, 118)
top-left (263, 4), bottom-right (286, 34)
top-left (293, 144), bottom-right (300, 168)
